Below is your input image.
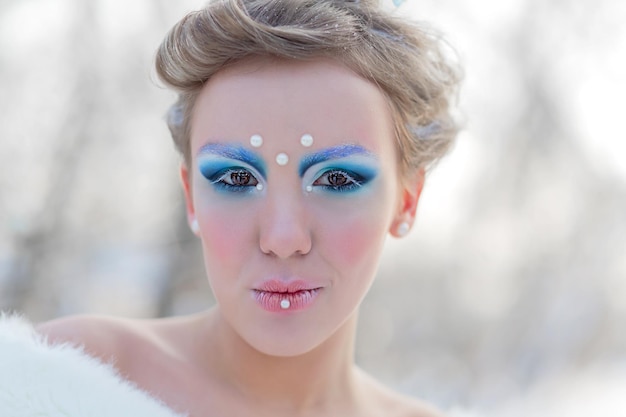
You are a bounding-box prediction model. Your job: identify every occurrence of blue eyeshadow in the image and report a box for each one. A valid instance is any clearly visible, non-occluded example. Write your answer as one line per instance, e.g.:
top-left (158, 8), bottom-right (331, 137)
top-left (320, 161), bottom-right (378, 182)
top-left (197, 143), bottom-right (266, 178)
top-left (298, 144), bottom-right (373, 177)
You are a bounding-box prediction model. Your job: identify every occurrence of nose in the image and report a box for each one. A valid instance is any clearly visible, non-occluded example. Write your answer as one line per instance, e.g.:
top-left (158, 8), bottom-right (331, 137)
top-left (258, 193), bottom-right (312, 259)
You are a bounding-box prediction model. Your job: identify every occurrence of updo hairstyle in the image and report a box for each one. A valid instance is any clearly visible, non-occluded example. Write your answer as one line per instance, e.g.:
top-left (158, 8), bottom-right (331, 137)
top-left (155, 0), bottom-right (461, 177)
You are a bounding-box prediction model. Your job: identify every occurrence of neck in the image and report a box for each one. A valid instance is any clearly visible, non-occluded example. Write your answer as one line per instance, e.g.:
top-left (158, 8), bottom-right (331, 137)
top-left (200, 307), bottom-right (360, 414)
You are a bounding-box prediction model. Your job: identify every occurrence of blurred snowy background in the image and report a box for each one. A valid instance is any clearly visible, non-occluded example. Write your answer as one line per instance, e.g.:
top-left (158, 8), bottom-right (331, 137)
top-left (1, 0), bottom-right (625, 414)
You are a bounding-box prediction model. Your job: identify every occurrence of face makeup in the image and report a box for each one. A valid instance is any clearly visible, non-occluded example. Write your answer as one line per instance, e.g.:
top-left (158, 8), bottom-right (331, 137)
top-left (197, 143), bottom-right (266, 195)
top-left (187, 59), bottom-right (406, 356)
top-left (275, 152), bottom-right (289, 166)
top-left (252, 279), bottom-right (322, 313)
top-left (300, 144), bottom-right (379, 195)
top-left (250, 134), bottom-right (263, 147)
top-left (298, 144), bottom-right (372, 174)
top-left (300, 133), bottom-right (314, 147)
top-left (197, 142), bottom-right (379, 196)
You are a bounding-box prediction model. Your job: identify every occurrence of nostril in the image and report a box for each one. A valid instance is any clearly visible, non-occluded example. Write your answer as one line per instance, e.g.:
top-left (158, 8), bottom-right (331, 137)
top-left (258, 198), bottom-right (312, 258)
top-left (259, 222), bottom-right (312, 259)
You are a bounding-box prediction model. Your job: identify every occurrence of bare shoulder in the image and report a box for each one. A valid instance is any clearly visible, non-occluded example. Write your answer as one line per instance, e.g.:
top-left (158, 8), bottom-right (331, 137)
top-left (381, 388), bottom-right (447, 417)
top-left (36, 314), bottom-right (137, 363)
top-left (392, 392), bottom-right (448, 417)
top-left (36, 313), bottom-right (205, 370)
top-left (357, 368), bottom-right (448, 417)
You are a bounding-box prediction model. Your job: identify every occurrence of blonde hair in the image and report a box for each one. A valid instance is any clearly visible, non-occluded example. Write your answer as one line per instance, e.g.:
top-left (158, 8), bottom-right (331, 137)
top-left (155, 0), bottom-right (461, 176)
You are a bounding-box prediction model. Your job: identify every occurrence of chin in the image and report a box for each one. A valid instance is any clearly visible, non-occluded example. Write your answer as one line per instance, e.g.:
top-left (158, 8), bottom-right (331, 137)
top-left (242, 327), bottom-right (330, 358)
top-left (238, 312), bottom-right (357, 359)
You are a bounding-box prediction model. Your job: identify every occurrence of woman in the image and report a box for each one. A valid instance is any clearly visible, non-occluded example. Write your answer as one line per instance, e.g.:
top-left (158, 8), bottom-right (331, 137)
top-left (2, 0), bottom-right (460, 415)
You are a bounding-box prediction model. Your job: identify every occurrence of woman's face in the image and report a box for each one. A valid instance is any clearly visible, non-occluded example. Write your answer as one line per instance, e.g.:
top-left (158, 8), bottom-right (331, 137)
top-left (183, 58), bottom-right (422, 356)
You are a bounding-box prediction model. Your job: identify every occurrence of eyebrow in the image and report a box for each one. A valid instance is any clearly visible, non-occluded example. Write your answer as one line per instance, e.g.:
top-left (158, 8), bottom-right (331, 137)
top-left (197, 143), bottom-right (267, 177)
top-left (298, 144), bottom-right (375, 177)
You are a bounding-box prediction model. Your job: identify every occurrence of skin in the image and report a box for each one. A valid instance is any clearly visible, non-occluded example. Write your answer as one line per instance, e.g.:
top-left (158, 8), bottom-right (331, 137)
top-left (38, 58), bottom-right (440, 417)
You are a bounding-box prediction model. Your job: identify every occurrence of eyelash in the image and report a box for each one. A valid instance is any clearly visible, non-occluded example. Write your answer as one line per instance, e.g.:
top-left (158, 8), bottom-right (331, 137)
top-left (312, 169), bottom-right (365, 192)
top-left (209, 168), bottom-right (259, 192)
top-left (205, 167), bottom-right (367, 194)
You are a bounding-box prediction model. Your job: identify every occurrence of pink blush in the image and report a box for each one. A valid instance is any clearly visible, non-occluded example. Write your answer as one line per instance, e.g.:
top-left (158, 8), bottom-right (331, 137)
top-left (327, 219), bottom-right (384, 266)
top-left (200, 212), bottom-right (253, 262)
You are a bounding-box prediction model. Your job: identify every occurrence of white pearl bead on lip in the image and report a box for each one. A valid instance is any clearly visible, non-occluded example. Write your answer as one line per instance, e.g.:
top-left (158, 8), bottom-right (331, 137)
top-left (280, 299), bottom-right (290, 309)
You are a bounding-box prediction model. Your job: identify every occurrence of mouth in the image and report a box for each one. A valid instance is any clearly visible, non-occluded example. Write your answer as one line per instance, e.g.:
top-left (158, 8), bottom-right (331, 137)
top-left (252, 279), bottom-right (323, 312)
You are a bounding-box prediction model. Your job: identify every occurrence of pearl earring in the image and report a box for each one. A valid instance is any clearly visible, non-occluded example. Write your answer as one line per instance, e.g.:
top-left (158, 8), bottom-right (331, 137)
top-left (190, 219), bottom-right (200, 234)
top-left (397, 222), bottom-right (410, 237)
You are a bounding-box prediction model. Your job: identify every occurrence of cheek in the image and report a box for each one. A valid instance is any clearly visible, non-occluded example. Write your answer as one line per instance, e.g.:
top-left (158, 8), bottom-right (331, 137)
top-left (202, 216), bottom-right (241, 261)
top-left (314, 196), bottom-right (393, 268)
top-left (195, 199), bottom-right (255, 265)
top-left (330, 218), bottom-right (383, 265)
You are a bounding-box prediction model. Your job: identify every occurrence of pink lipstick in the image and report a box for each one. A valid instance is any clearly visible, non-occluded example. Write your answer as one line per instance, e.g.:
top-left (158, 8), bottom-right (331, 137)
top-left (253, 279), bottom-right (322, 313)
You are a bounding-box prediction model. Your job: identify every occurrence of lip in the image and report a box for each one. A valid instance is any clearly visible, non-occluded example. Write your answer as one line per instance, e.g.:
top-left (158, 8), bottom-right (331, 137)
top-left (252, 279), bottom-right (323, 313)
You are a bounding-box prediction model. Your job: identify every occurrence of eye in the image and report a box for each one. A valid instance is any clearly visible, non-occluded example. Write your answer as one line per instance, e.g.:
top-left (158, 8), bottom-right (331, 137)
top-left (211, 168), bottom-right (259, 191)
top-left (226, 170), bottom-right (254, 186)
top-left (312, 169), bottom-right (364, 192)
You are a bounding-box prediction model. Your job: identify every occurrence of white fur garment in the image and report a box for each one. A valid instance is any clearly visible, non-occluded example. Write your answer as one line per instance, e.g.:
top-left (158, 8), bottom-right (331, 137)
top-left (0, 314), bottom-right (186, 417)
top-left (2, 314), bottom-right (624, 417)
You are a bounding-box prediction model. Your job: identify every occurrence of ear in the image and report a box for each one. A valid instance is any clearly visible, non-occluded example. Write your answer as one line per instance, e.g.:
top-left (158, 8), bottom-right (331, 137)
top-left (389, 168), bottom-right (425, 238)
top-left (180, 163), bottom-right (198, 234)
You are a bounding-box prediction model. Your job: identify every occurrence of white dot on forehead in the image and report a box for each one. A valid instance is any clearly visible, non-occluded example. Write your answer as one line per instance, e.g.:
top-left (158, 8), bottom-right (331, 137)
top-left (275, 153), bottom-right (289, 166)
top-left (250, 134), bottom-right (263, 147)
top-left (300, 134), bottom-right (314, 147)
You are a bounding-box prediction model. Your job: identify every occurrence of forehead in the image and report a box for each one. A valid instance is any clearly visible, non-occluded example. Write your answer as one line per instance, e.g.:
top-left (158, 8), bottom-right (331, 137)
top-left (190, 58), bottom-right (395, 155)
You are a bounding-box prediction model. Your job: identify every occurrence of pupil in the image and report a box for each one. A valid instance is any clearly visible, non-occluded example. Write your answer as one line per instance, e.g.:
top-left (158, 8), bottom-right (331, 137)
top-left (231, 171), bottom-right (250, 185)
top-left (328, 172), bottom-right (347, 186)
